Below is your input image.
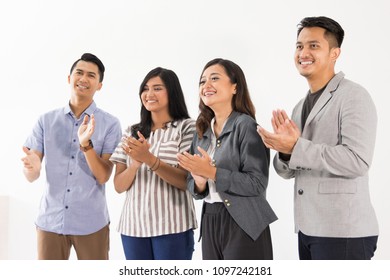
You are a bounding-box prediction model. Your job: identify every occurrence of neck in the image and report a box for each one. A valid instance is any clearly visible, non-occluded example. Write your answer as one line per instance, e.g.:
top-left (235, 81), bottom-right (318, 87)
top-left (307, 71), bottom-right (335, 93)
top-left (151, 111), bottom-right (172, 130)
top-left (69, 98), bottom-right (93, 119)
top-left (214, 110), bottom-right (232, 126)
top-left (213, 108), bottom-right (233, 137)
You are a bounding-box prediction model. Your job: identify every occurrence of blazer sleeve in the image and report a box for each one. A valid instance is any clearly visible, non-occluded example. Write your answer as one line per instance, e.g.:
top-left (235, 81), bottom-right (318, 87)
top-left (289, 84), bottom-right (377, 178)
top-left (215, 119), bottom-right (270, 197)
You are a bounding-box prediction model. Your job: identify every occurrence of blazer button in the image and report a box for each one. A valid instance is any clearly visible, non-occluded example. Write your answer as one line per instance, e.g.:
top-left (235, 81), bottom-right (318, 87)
top-left (298, 189), bottom-right (304, 195)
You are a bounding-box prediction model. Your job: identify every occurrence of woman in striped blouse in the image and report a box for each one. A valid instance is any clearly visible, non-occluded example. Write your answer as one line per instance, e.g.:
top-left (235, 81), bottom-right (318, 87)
top-left (110, 67), bottom-right (197, 260)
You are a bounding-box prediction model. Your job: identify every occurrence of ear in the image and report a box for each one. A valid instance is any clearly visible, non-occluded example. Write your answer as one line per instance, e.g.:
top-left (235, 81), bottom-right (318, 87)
top-left (97, 82), bottom-right (103, 91)
top-left (232, 83), bottom-right (237, 95)
top-left (68, 75), bottom-right (71, 84)
top-left (330, 47), bottom-right (341, 61)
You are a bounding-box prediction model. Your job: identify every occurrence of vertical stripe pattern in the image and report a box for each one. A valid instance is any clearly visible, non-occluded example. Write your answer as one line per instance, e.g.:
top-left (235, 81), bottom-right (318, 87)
top-left (110, 118), bottom-right (198, 237)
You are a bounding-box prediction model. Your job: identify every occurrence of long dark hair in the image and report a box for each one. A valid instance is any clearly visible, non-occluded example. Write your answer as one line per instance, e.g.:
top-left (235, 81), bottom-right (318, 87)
top-left (196, 58), bottom-right (256, 138)
top-left (131, 67), bottom-right (190, 138)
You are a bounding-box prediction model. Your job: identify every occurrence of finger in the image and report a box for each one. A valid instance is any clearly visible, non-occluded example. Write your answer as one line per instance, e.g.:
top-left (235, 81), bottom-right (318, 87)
top-left (272, 110), bottom-right (281, 127)
top-left (276, 109), bottom-right (286, 125)
top-left (90, 114), bottom-right (95, 127)
top-left (196, 146), bottom-right (209, 159)
top-left (271, 116), bottom-right (278, 132)
top-left (280, 110), bottom-right (289, 121)
top-left (257, 125), bottom-right (271, 138)
top-left (289, 119), bottom-right (299, 131)
top-left (82, 115), bottom-right (89, 125)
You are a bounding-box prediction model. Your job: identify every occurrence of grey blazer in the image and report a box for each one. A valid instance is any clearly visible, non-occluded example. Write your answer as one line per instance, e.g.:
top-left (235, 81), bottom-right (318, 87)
top-left (188, 111), bottom-right (277, 241)
top-left (274, 72), bottom-right (379, 238)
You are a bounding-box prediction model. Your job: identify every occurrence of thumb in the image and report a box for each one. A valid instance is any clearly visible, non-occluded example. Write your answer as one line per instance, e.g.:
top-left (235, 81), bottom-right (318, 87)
top-left (137, 131), bottom-right (146, 142)
top-left (22, 146), bottom-right (31, 155)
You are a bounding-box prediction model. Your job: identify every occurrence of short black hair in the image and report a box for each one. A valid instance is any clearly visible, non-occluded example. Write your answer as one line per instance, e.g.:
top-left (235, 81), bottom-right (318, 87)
top-left (69, 53), bottom-right (105, 82)
top-left (297, 16), bottom-right (344, 48)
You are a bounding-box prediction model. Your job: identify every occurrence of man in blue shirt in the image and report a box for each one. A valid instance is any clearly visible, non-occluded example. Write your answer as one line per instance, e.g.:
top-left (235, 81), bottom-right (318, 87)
top-left (21, 53), bottom-right (122, 259)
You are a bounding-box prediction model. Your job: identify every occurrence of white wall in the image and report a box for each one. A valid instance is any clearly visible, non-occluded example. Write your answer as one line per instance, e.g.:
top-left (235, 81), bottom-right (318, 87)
top-left (1, 0), bottom-right (389, 260)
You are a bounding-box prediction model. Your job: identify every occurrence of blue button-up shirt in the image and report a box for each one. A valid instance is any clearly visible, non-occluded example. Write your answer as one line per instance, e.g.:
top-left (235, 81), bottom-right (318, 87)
top-left (24, 102), bottom-right (122, 235)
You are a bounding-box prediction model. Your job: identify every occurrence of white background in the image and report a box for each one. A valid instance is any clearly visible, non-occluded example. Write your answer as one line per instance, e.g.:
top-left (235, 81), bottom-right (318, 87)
top-left (0, 0), bottom-right (389, 261)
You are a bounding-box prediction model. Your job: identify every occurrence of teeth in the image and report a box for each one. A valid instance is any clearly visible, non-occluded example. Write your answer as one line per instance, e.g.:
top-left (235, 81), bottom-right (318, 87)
top-left (77, 85), bottom-right (88, 89)
top-left (300, 61), bottom-right (313, 65)
top-left (204, 92), bottom-right (215, 96)
top-left (147, 100), bottom-right (157, 103)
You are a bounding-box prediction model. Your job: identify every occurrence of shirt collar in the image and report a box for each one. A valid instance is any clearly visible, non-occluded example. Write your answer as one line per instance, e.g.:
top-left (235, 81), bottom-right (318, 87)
top-left (63, 101), bottom-right (97, 118)
top-left (204, 111), bottom-right (241, 139)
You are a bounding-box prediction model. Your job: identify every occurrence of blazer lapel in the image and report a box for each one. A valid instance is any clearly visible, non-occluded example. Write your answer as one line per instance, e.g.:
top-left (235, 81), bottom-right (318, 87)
top-left (302, 72), bottom-right (345, 131)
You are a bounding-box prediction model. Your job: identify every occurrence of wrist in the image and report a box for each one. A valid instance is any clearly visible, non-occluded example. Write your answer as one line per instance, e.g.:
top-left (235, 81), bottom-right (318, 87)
top-left (80, 139), bottom-right (93, 152)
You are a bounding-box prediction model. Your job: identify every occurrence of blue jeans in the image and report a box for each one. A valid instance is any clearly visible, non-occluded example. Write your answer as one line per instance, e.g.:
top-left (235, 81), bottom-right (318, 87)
top-left (121, 229), bottom-right (194, 260)
top-left (298, 231), bottom-right (378, 260)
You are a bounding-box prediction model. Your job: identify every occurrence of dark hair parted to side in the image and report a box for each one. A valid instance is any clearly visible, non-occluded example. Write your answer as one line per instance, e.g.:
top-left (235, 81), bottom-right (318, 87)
top-left (70, 53), bottom-right (105, 82)
top-left (297, 16), bottom-right (345, 48)
top-left (196, 58), bottom-right (256, 138)
top-left (131, 67), bottom-right (190, 139)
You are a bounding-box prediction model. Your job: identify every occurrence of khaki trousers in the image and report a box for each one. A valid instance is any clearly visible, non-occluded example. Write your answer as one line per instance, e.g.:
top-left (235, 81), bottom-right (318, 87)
top-left (37, 225), bottom-right (109, 260)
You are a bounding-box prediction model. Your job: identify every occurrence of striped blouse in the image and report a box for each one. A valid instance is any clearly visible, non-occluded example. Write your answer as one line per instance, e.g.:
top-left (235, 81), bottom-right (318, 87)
top-left (110, 118), bottom-right (198, 237)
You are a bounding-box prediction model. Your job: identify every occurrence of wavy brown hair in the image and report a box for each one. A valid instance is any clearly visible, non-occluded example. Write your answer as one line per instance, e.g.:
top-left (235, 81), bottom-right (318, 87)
top-left (196, 58), bottom-right (256, 138)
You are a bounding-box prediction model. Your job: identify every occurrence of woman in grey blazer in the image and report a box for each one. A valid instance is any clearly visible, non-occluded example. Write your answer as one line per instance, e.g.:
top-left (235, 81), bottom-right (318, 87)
top-left (177, 58), bottom-right (277, 260)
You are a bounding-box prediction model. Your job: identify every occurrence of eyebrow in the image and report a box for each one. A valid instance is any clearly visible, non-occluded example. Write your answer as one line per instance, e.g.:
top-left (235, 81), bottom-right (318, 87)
top-left (75, 68), bottom-right (97, 76)
top-left (201, 72), bottom-right (222, 79)
top-left (145, 83), bottom-right (165, 87)
top-left (296, 40), bottom-right (321, 45)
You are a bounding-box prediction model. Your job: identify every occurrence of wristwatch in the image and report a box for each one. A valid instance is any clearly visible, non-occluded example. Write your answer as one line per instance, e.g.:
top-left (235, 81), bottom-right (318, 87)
top-left (80, 139), bottom-right (94, 152)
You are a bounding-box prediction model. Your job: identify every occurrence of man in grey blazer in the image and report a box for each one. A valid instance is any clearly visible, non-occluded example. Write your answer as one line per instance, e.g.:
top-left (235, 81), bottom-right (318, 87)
top-left (257, 16), bottom-right (378, 260)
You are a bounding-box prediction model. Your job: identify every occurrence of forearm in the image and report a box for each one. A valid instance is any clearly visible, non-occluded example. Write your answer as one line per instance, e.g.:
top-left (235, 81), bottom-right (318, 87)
top-left (290, 138), bottom-right (372, 177)
top-left (83, 151), bottom-right (113, 184)
top-left (113, 163), bottom-right (138, 193)
top-left (148, 155), bottom-right (190, 191)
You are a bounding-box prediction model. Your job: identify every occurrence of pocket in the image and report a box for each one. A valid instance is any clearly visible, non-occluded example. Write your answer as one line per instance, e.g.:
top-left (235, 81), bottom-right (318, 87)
top-left (318, 179), bottom-right (357, 194)
top-left (158, 140), bottom-right (180, 165)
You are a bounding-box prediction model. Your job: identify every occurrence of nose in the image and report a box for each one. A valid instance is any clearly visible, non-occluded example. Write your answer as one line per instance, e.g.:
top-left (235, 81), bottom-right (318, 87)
top-left (203, 79), bottom-right (213, 89)
top-left (298, 47), bottom-right (309, 58)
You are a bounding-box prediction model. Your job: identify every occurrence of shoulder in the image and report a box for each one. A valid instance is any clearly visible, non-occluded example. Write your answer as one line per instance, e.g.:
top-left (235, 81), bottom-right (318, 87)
top-left (340, 78), bottom-right (369, 94)
top-left (38, 107), bottom-right (65, 122)
top-left (94, 107), bottom-right (121, 125)
top-left (175, 118), bottom-right (196, 131)
top-left (233, 113), bottom-right (257, 129)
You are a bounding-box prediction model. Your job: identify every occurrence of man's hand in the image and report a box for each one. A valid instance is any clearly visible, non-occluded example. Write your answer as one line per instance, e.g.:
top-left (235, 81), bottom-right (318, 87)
top-left (78, 114), bottom-right (95, 147)
top-left (21, 147), bottom-right (42, 182)
top-left (257, 109), bottom-right (301, 154)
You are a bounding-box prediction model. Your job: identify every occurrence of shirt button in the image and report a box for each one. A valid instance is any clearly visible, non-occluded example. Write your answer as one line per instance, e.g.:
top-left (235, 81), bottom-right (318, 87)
top-left (298, 189), bottom-right (304, 195)
top-left (69, 172), bottom-right (72, 175)
top-left (216, 144), bottom-right (221, 147)
top-left (65, 206), bottom-right (69, 209)
top-left (67, 189), bottom-right (70, 192)
top-left (73, 139), bottom-right (76, 142)
top-left (71, 156), bottom-right (75, 159)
